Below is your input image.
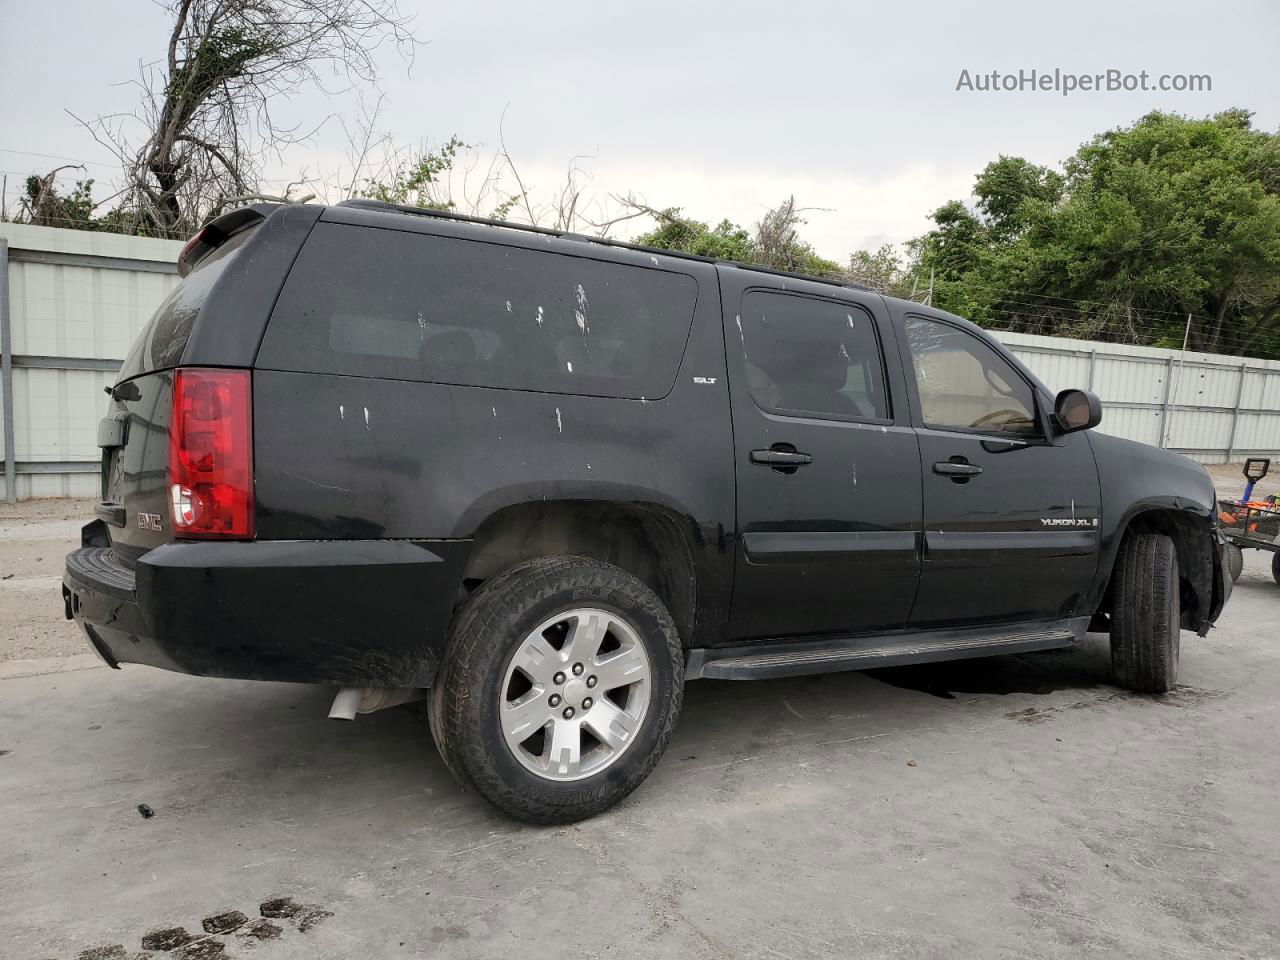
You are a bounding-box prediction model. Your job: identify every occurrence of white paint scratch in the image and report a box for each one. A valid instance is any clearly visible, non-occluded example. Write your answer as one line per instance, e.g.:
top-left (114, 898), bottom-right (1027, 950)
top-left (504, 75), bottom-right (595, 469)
top-left (649, 255), bottom-right (660, 265)
top-left (281, 471), bottom-right (351, 493)
top-left (505, 300), bottom-right (512, 313)
top-left (363, 406), bottom-right (370, 429)
top-left (417, 311), bottom-right (426, 340)
top-left (555, 407), bottom-right (563, 434)
top-left (566, 361), bottom-right (574, 373)
top-left (339, 405), bottom-right (344, 420)
top-left (847, 313), bottom-right (855, 328)
top-left (574, 283), bottom-right (590, 334)
top-left (535, 305), bottom-right (544, 327)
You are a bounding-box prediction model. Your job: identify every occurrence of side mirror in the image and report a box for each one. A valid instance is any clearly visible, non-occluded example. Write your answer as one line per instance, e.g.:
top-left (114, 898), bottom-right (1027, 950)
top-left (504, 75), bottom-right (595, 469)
top-left (1054, 389), bottom-right (1102, 434)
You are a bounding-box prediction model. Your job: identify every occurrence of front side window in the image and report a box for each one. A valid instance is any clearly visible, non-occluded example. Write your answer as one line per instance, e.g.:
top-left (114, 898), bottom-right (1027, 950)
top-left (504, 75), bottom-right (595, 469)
top-left (904, 316), bottom-right (1039, 435)
top-left (738, 291), bottom-right (889, 421)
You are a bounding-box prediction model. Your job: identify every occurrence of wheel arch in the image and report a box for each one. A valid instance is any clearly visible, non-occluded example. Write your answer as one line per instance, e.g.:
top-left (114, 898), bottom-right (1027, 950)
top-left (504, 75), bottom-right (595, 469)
top-left (460, 500), bottom-right (700, 648)
top-left (1097, 505), bottom-right (1216, 631)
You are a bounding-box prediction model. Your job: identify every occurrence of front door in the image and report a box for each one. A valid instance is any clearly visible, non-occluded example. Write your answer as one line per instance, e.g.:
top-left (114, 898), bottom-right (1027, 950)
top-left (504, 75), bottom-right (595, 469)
top-left (896, 313), bottom-right (1101, 628)
top-left (724, 274), bottom-right (922, 642)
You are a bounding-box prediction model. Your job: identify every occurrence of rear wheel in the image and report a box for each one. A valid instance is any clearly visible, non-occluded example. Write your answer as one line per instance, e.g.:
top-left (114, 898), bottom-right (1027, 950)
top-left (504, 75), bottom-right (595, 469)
top-left (429, 556), bottom-right (683, 823)
top-left (1110, 533), bottom-right (1180, 693)
top-left (1271, 552), bottom-right (1280, 586)
top-left (1226, 543), bottom-right (1244, 582)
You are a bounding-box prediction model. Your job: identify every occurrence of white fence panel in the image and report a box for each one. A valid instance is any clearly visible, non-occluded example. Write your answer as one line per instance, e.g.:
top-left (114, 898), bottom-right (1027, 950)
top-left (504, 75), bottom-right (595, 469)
top-left (0, 223), bottom-right (182, 499)
top-left (997, 330), bottom-right (1280, 464)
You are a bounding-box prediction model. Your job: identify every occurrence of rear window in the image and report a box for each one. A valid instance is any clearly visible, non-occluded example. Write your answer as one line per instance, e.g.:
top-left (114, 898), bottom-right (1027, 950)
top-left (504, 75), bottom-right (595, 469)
top-left (257, 223), bottom-right (700, 399)
top-left (116, 227), bottom-right (255, 382)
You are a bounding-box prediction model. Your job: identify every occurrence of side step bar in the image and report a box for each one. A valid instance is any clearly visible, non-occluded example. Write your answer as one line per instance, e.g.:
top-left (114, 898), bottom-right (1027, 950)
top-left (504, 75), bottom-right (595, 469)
top-left (685, 617), bottom-right (1089, 681)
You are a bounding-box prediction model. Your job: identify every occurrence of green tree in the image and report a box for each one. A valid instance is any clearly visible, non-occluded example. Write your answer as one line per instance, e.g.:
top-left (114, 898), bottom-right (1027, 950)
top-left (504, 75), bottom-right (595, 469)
top-left (915, 109), bottom-right (1280, 355)
top-left (633, 197), bottom-right (842, 276)
top-left (633, 209), bottom-right (755, 260)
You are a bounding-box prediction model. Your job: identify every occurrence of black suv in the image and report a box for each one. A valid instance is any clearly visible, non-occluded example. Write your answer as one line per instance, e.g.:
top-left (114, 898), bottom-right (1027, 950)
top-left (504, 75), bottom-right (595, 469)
top-left (64, 200), bottom-right (1232, 822)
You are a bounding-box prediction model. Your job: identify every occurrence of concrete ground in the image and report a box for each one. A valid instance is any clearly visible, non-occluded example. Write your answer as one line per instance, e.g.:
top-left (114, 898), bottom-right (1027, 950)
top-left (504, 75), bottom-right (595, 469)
top-left (2, 473), bottom-right (1279, 959)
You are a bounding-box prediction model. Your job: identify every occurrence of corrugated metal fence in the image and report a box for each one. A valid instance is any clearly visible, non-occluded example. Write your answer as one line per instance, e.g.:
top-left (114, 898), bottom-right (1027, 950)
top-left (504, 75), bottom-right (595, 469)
top-left (998, 331), bottom-right (1280, 465)
top-left (0, 223), bottom-right (182, 499)
top-left (1, 221), bottom-right (1278, 499)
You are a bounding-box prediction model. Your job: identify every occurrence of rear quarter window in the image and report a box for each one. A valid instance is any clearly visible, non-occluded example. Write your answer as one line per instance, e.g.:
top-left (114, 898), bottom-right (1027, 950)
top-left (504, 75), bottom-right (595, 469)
top-left (257, 223), bottom-right (700, 399)
top-left (116, 227), bottom-right (255, 381)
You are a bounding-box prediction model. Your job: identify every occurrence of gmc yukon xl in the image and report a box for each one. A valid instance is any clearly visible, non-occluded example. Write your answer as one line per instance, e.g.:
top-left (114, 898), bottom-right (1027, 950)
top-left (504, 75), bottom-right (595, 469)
top-left (64, 200), bottom-right (1232, 822)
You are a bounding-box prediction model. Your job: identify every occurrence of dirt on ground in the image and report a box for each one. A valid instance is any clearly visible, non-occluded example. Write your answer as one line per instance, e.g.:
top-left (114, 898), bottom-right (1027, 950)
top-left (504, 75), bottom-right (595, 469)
top-left (0, 498), bottom-right (97, 664)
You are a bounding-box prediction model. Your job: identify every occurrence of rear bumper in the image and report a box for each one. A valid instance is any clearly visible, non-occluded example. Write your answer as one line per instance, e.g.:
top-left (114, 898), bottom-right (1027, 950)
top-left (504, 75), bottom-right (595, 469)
top-left (63, 531), bottom-right (469, 686)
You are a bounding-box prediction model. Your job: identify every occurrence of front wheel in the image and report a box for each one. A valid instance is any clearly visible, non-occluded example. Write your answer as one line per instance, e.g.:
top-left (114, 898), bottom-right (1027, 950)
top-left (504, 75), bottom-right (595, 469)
top-left (1271, 552), bottom-right (1280, 586)
top-left (429, 556), bottom-right (683, 823)
top-left (1110, 533), bottom-right (1180, 693)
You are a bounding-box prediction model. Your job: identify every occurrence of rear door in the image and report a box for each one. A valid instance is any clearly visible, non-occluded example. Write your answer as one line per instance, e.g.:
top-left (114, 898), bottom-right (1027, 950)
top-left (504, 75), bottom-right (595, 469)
top-left (722, 270), bottom-right (922, 641)
top-left (895, 312), bottom-right (1101, 627)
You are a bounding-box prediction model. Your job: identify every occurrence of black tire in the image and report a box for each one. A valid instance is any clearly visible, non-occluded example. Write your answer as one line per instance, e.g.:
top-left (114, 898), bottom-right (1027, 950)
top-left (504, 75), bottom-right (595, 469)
top-left (429, 556), bottom-right (683, 824)
top-left (1271, 552), bottom-right (1280, 586)
top-left (1226, 543), bottom-right (1244, 582)
top-left (1110, 533), bottom-right (1180, 693)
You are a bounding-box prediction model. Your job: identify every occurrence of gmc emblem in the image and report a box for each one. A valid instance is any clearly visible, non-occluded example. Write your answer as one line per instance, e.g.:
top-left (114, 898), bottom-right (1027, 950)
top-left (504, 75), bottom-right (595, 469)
top-left (137, 512), bottom-right (163, 532)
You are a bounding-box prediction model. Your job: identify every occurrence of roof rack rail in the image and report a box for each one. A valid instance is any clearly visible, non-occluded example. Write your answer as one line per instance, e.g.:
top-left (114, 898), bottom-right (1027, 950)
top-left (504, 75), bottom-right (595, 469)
top-left (334, 198), bottom-right (872, 294)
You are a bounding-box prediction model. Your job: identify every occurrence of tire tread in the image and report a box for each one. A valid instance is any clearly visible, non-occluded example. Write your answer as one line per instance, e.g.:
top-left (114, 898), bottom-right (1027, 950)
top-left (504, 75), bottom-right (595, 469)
top-left (1111, 533), bottom-right (1179, 693)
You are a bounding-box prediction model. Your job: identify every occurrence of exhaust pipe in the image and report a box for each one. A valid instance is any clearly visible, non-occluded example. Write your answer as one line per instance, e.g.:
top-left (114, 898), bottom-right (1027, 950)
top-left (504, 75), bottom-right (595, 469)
top-left (328, 686), bottom-right (426, 721)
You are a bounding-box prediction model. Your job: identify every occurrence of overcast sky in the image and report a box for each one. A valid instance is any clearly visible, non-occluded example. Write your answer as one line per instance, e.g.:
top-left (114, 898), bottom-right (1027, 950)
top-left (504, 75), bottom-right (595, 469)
top-left (1, 0), bottom-right (1277, 258)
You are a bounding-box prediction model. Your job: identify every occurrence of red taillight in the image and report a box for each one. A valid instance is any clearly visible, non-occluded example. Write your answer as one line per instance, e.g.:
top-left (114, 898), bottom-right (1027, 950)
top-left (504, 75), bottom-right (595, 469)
top-left (168, 368), bottom-right (254, 539)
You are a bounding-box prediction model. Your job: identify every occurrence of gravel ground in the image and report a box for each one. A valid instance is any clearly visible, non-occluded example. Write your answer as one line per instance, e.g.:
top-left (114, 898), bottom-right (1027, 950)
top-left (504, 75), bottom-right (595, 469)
top-left (0, 498), bottom-right (96, 665)
top-left (2, 549), bottom-right (1277, 959)
top-left (2, 466), bottom-right (1278, 958)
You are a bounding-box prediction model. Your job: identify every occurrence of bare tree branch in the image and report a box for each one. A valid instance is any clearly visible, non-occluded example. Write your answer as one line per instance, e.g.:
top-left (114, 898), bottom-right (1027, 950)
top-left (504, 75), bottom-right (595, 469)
top-left (77, 0), bottom-right (418, 237)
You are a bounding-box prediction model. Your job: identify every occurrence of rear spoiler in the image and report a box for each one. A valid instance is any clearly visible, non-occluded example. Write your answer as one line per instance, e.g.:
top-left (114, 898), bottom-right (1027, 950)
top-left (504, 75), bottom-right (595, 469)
top-left (177, 204), bottom-right (276, 277)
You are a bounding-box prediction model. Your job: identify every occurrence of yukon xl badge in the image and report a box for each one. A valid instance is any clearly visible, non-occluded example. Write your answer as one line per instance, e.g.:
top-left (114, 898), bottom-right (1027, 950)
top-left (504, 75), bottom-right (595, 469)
top-left (137, 512), bottom-right (163, 532)
top-left (1041, 517), bottom-right (1098, 528)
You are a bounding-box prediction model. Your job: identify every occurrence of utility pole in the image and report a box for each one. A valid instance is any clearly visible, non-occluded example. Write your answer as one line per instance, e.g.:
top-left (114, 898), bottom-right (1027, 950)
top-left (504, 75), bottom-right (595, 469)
top-left (1161, 312), bottom-right (1194, 449)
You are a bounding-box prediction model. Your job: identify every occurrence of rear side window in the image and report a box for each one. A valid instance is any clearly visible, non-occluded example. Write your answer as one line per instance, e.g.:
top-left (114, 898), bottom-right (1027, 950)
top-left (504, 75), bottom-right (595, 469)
top-left (116, 227), bottom-right (256, 381)
top-left (258, 223), bottom-right (700, 399)
top-left (738, 290), bottom-right (889, 421)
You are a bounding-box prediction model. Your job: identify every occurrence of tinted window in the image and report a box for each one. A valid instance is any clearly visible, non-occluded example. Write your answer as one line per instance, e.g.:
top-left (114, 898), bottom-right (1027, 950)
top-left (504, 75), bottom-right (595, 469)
top-left (738, 291), bottom-right (889, 421)
top-left (904, 316), bottom-right (1038, 435)
top-left (258, 223), bottom-right (699, 399)
top-left (117, 227), bottom-right (256, 381)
